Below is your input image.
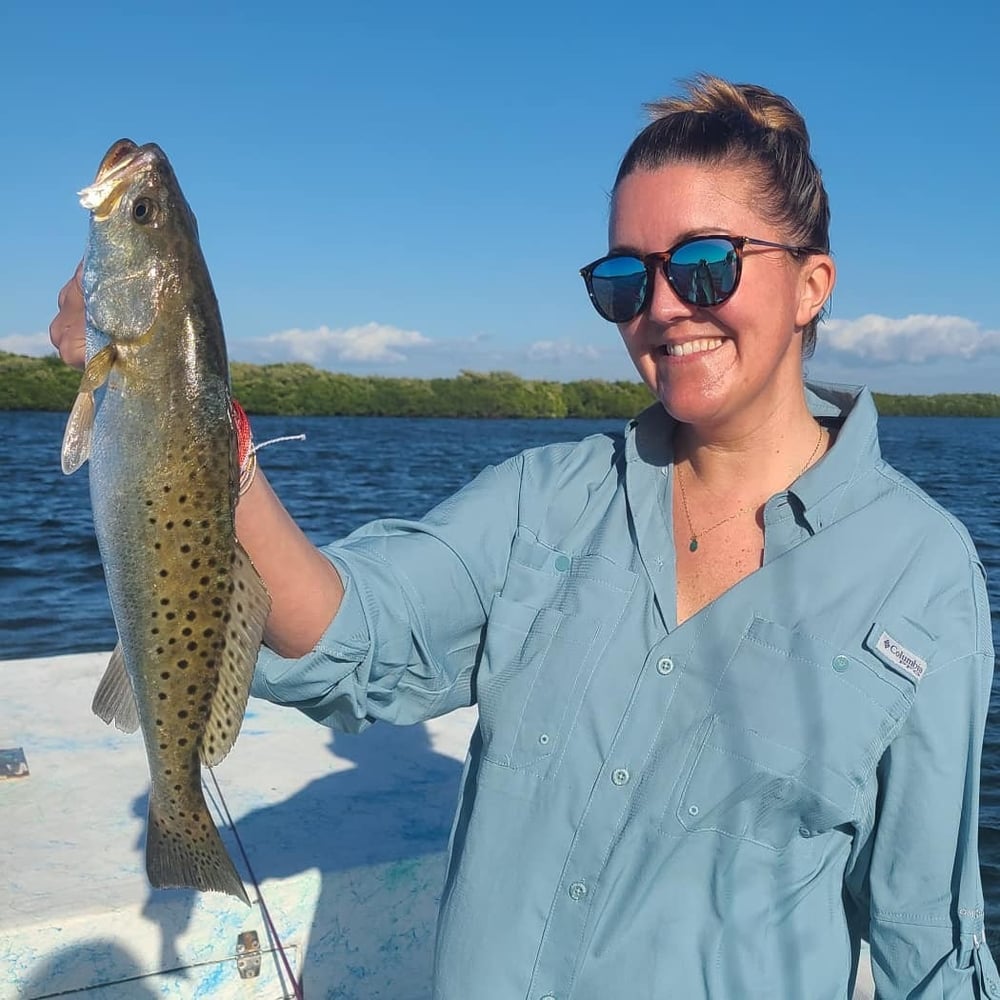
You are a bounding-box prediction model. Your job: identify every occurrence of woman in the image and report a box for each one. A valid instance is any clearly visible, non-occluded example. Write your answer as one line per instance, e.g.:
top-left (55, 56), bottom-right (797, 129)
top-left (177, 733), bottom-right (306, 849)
top-left (52, 75), bottom-right (998, 999)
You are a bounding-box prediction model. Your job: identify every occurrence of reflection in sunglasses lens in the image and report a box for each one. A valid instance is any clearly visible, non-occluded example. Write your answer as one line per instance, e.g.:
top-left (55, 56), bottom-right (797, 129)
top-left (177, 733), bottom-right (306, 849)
top-left (670, 239), bottom-right (739, 306)
top-left (592, 257), bottom-right (647, 321)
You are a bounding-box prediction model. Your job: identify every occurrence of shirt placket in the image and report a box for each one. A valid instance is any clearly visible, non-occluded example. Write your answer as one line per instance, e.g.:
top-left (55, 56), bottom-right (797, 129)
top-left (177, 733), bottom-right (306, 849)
top-left (526, 632), bottom-right (691, 1000)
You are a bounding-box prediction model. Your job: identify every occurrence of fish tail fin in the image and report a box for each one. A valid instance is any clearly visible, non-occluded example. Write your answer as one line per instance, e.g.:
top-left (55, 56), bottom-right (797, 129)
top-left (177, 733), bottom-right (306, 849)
top-left (146, 789), bottom-right (250, 905)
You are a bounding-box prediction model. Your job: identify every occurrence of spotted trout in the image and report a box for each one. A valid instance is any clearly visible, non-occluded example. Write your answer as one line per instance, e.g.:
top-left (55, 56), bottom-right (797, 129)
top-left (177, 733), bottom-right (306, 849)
top-left (61, 139), bottom-right (269, 904)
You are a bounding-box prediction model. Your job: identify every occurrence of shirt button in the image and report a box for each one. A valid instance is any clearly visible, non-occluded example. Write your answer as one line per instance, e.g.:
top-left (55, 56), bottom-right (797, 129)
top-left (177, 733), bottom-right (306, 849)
top-left (687, 804), bottom-right (700, 817)
top-left (611, 767), bottom-right (630, 786)
top-left (538, 733), bottom-right (551, 745)
top-left (656, 656), bottom-right (674, 675)
top-left (799, 825), bottom-right (812, 838)
top-left (568, 881), bottom-right (587, 900)
top-left (540, 995), bottom-right (557, 1000)
top-left (832, 654), bottom-right (850, 672)
top-left (554, 554), bottom-right (571, 572)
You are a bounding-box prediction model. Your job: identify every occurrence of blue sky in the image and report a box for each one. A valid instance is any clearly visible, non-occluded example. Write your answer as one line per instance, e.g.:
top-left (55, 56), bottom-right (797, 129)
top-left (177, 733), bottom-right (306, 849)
top-left (2, 1), bottom-right (998, 393)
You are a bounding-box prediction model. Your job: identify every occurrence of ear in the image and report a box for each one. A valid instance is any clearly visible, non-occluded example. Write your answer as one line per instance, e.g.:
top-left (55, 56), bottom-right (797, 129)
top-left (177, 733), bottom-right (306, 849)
top-left (795, 253), bottom-right (836, 329)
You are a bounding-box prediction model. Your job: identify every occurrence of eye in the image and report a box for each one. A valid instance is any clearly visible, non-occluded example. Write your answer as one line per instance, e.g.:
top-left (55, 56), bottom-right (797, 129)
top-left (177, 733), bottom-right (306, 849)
top-left (132, 197), bottom-right (158, 224)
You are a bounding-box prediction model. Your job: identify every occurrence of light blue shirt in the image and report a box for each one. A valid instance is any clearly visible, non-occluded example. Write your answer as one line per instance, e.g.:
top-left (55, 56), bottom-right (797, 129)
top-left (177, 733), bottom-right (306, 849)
top-left (253, 383), bottom-right (999, 999)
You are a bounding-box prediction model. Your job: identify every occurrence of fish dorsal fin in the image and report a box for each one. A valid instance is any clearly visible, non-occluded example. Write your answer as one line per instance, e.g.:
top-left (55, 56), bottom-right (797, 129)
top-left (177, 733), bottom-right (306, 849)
top-left (61, 344), bottom-right (117, 475)
top-left (92, 642), bottom-right (141, 733)
top-left (200, 542), bottom-right (270, 767)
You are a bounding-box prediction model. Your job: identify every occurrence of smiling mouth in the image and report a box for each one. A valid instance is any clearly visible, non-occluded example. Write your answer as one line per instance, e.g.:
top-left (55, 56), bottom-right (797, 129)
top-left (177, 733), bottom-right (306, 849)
top-left (661, 338), bottom-right (725, 358)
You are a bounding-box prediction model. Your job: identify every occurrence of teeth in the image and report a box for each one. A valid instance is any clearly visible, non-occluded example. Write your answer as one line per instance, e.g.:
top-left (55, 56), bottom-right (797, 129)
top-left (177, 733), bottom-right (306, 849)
top-left (664, 338), bottom-right (724, 357)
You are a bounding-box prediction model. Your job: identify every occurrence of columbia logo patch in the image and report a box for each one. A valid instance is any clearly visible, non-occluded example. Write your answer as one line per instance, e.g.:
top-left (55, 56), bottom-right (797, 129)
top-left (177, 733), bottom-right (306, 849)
top-left (877, 631), bottom-right (927, 683)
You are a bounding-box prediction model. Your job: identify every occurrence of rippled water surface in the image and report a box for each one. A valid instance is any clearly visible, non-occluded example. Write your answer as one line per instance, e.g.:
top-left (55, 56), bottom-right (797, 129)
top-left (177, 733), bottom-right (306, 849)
top-left (3, 409), bottom-right (1000, 940)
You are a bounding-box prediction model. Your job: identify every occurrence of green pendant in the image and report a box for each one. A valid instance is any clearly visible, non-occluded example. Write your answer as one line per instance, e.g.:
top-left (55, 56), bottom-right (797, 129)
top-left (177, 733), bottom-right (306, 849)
top-left (689, 537), bottom-right (699, 552)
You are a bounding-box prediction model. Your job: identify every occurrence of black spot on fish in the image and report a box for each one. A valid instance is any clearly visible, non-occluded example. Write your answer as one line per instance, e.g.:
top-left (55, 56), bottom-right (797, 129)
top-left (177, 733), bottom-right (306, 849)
top-left (187, 641), bottom-right (198, 651)
top-left (187, 684), bottom-right (197, 695)
top-left (163, 485), bottom-right (171, 493)
top-left (192, 559), bottom-right (201, 569)
top-left (165, 521), bottom-right (174, 529)
top-left (159, 569), bottom-right (169, 578)
top-left (203, 628), bottom-right (214, 637)
top-left (180, 543), bottom-right (191, 553)
top-left (182, 627), bottom-right (192, 637)
top-left (160, 671), bottom-right (170, 680)
top-left (166, 612), bottom-right (176, 621)
top-left (178, 710), bottom-right (188, 719)
top-left (199, 577), bottom-right (210, 587)
top-left (189, 590), bottom-right (200, 600)
top-left (160, 598), bottom-right (170, 606)
top-left (149, 517), bottom-right (156, 525)
top-left (179, 495), bottom-right (187, 503)
top-left (177, 659), bottom-right (189, 669)
top-left (178, 738), bottom-right (188, 747)
top-left (186, 611), bottom-right (197, 621)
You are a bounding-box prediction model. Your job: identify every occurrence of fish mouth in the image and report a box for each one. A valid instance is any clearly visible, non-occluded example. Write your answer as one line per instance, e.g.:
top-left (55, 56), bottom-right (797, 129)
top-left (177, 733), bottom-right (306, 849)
top-left (78, 139), bottom-right (157, 217)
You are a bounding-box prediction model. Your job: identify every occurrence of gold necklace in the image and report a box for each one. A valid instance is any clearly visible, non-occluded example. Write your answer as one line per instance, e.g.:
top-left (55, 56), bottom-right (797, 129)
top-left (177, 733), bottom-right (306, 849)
top-left (677, 424), bottom-right (825, 553)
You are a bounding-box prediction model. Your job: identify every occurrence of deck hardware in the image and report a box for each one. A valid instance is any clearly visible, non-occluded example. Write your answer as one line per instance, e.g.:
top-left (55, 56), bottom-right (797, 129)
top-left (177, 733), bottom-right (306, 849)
top-left (236, 930), bottom-right (261, 979)
top-left (0, 748), bottom-right (29, 780)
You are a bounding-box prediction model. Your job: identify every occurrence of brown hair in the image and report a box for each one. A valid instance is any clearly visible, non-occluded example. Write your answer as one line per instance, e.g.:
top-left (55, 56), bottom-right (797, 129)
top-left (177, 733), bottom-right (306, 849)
top-left (615, 74), bottom-right (831, 357)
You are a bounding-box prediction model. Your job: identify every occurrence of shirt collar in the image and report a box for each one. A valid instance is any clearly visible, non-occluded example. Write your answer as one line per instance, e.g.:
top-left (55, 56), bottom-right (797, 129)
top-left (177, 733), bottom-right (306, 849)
top-left (623, 380), bottom-right (883, 534)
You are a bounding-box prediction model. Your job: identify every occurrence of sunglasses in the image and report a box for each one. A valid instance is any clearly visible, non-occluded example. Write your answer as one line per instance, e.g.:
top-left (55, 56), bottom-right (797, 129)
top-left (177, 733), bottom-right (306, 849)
top-left (580, 235), bottom-right (825, 323)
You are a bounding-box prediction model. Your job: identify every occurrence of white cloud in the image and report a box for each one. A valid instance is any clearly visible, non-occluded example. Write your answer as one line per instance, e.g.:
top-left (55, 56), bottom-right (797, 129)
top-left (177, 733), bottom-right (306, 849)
top-left (247, 323), bottom-right (431, 366)
top-left (526, 339), bottom-right (603, 362)
top-left (0, 332), bottom-right (54, 356)
top-left (821, 314), bottom-right (1000, 363)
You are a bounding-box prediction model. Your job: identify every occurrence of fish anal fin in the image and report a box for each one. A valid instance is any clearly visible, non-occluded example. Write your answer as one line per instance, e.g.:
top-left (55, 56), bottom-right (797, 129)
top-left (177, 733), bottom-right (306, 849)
top-left (200, 542), bottom-right (270, 767)
top-left (92, 643), bottom-right (140, 733)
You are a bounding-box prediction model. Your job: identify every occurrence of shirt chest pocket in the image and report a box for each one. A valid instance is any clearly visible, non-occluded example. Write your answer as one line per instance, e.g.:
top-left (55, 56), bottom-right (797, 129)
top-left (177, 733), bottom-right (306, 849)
top-left (476, 535), bottom-right (636, 776)
top-left (669, 618), bottom-right (915, 851)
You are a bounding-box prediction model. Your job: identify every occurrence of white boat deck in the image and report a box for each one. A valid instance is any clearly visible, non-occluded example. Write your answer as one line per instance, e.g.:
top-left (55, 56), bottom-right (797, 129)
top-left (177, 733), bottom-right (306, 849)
top-left (0, 652), bottom-right (874, 998)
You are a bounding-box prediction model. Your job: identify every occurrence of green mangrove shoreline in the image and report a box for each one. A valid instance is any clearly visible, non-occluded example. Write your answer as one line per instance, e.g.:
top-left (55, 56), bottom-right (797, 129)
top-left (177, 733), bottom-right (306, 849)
top-left (2, 352), bottom-right (999, 419)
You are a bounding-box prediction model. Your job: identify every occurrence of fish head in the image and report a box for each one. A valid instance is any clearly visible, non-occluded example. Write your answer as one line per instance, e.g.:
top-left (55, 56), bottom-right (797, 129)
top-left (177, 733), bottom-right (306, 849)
top-left (79, 139), bottom-right (207, 349)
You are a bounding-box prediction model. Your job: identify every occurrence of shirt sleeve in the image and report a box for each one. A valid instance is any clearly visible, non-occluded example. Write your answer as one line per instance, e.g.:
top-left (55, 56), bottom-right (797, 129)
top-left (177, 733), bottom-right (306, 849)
top-left (251, 454), bottom-right (523, 731)
top-left (848, 558), bottom-right (1000, 999)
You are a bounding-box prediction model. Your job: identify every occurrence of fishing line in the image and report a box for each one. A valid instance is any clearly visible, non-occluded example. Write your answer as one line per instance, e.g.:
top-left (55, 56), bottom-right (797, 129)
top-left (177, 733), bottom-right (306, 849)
top-left (204, 767), bottom-right (306, 999)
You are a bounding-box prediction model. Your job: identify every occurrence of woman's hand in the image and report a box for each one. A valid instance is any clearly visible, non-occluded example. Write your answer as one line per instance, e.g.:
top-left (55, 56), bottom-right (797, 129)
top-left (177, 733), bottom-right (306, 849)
top-left (49, 261), bottom-right (86, 369)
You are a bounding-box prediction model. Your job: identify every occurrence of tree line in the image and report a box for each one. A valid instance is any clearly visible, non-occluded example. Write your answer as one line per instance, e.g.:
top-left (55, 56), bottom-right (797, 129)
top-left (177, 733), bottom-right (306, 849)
top-left (3, 351), bottom-right (999, 419)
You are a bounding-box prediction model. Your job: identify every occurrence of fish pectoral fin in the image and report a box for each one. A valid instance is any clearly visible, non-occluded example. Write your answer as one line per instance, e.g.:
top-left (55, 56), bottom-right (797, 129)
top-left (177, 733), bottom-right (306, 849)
top-left (60, 345), bottom-right (117, 475)
top-left (92, 643), bottom-right (141, 733)
top-left (61, 390), bottom-right (95, 474)
top-left (200, 542), bottom-right (271, 767)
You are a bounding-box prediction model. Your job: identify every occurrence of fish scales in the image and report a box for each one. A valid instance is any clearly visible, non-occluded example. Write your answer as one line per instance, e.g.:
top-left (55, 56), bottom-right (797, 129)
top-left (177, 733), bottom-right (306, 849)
top-left (62, 139), bottom-right (269, 904)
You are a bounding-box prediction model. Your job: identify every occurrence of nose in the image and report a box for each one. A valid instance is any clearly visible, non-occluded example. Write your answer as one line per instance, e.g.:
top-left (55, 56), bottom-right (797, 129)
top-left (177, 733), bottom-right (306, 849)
top-left (644, 262), bottom-right (697, 324)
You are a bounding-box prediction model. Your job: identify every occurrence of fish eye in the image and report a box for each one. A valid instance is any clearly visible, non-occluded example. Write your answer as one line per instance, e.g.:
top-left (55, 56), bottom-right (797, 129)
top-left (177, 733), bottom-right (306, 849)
top-left (132, 197), bottom-right (158, 225)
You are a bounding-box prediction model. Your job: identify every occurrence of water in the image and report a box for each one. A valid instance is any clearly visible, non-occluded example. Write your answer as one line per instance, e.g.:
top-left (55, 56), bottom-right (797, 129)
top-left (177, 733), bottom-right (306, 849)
top-left (3, 409), bottom-right (1000, 941)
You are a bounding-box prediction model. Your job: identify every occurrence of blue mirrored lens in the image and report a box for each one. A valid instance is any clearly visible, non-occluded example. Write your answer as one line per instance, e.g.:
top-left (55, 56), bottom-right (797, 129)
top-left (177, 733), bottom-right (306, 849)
top-left (668, 238), bottom-right (738, 306)
top-left (590, 257), bottom-right (647, 321)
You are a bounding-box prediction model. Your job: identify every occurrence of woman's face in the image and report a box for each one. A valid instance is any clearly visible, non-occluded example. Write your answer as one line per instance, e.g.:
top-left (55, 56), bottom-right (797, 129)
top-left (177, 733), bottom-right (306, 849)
top-left (609, 161), bottom-right (832, 434)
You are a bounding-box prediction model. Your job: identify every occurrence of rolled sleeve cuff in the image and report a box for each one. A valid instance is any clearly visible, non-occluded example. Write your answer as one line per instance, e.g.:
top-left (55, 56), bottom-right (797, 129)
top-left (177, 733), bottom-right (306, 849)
top-left (251, 550), bottom-right (374, 730)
